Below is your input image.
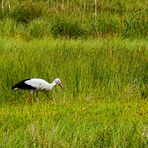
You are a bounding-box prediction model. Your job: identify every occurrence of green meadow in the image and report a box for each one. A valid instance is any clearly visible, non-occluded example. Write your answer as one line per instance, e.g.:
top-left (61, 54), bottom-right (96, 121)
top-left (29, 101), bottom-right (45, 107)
top-left (0, 0), bottom-right (148, 147)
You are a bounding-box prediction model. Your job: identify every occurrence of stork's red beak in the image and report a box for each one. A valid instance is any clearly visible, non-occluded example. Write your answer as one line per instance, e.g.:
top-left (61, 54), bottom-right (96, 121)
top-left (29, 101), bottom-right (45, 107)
top-left (59, 83), bottom-right (65, 91)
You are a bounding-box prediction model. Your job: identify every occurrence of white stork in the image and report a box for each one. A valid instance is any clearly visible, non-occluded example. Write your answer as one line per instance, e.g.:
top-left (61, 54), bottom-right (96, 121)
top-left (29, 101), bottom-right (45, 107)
top-left (12, 78), bottom-right (64, 101)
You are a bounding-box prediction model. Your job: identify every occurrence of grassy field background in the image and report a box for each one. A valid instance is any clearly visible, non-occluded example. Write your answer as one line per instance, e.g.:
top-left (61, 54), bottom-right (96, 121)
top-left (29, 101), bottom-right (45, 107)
top-left (0, 36), bottom-right (147, 147)
top-left (0, 0), bottom-right (148, 147)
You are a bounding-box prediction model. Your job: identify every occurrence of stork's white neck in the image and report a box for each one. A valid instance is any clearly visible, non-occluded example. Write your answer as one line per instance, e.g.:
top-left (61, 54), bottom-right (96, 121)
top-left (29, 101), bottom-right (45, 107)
top-left (50, 80), bottom-right (57, 88)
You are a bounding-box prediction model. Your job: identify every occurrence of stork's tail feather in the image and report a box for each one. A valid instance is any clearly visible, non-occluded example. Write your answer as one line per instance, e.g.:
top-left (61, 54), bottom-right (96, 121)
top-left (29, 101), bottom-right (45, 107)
top-left (12, 86), bottom-right (15, 89)
top-left (12, 84), bottom-right (18, 90)
top-left (12, 81), bottom-right (25, 90)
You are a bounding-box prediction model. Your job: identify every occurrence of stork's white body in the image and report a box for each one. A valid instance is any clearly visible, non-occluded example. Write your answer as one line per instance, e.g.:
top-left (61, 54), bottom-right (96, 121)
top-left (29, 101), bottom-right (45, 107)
top-left (12, 78), bottom-right (64, 101)
top-left (24, 78), bottom-right (56, 91)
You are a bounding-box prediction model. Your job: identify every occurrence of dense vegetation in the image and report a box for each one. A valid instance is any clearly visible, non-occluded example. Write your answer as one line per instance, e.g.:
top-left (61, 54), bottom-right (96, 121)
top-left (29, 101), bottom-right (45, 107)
top-left (0, 0), bottom-right (148, 39)
top-left (0, 0), bottom-right (147, 147)
top-left (0, 37), bottom-right (147, 103)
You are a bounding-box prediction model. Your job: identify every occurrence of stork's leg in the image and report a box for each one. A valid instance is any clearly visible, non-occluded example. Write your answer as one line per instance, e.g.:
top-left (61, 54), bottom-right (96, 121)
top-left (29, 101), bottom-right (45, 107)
top-left (26, 90), bottom-right (33, 103)
top-left (30, 90), bottom-right (34, 103)
top-left (47, 93), bottom-right (49, 98)
top-left (36, 91), bottom-right (38, 102)
top-left (30, 90), bottom-right (34, 96)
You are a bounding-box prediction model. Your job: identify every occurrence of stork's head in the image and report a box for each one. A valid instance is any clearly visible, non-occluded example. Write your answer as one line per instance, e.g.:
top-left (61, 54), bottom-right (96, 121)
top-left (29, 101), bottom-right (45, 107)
top-left (55, 78), bottom-right (65, 91)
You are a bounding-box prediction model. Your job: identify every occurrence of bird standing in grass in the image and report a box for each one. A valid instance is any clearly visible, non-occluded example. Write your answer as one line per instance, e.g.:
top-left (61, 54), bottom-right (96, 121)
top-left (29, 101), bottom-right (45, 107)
top-left (12, 78), bottom-right (64, 101)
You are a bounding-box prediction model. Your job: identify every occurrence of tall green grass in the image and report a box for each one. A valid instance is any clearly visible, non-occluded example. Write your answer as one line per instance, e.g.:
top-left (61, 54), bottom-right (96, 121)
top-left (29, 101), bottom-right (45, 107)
top-left (0, 36), bottom-right (147, 103)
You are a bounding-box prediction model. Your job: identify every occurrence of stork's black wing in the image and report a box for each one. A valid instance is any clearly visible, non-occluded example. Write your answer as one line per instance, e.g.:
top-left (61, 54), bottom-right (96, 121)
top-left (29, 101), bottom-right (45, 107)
top-left (12, 79), bottom-right (36, 90)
